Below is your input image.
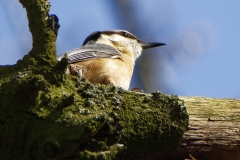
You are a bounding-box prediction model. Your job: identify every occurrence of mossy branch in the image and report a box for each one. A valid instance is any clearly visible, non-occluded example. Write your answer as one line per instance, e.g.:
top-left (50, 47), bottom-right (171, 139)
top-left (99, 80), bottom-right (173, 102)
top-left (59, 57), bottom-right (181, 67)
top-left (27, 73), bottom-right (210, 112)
top-left (151, 97), bottom-right (240, 160)
top-left (19, 0), bottom-right (56, 66)
top-left (0, 0), bottom-right (58, 79)
top-left (0, 0), bottom-right (189, 159)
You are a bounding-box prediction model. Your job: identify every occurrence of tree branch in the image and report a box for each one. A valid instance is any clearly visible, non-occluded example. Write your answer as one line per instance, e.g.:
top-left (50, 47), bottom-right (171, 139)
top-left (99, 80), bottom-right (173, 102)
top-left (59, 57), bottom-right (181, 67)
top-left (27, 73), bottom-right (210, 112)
top-left (0, 1), bottom-right (188, 159)
top-left (19, 0), bottom-right (56, 64)
top-left (129, 97), bottom-right (240, 160)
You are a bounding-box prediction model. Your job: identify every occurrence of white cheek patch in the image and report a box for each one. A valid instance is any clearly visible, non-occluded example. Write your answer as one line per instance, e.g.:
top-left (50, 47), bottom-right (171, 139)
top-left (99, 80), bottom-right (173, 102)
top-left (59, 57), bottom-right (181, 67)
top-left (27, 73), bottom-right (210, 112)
top-left (102, 34), bottom-right (142, 60)
top-left (132, 45), bottom-right (142, 59)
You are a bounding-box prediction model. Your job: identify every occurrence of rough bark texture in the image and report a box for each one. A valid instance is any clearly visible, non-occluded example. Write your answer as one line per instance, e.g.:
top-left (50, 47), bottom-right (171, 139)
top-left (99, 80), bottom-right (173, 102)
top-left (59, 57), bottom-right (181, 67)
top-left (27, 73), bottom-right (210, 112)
top-left (130, 97), bottom-right (240, 160)
top-left (179, 97), bottom-right (240, 160)
top-left (0, 0), bottom-right (188, 159)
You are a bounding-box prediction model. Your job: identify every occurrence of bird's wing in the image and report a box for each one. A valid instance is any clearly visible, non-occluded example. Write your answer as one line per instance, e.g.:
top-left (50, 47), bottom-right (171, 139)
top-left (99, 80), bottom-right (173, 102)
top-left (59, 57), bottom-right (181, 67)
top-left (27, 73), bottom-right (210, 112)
top-left (57, 43), bottom-right (121, 63)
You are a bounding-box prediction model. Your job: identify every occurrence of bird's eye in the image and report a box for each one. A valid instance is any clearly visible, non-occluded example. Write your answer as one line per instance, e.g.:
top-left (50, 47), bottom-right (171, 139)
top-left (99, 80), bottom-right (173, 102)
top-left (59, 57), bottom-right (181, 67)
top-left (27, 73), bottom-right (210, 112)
top-left (122, 32), bottom-right (128, 37)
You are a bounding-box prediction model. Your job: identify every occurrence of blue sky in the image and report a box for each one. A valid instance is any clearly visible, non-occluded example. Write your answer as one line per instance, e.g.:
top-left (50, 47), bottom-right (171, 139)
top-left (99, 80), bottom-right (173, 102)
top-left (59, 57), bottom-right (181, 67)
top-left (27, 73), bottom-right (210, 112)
top-left (1, 0), bottom-right (240, 98)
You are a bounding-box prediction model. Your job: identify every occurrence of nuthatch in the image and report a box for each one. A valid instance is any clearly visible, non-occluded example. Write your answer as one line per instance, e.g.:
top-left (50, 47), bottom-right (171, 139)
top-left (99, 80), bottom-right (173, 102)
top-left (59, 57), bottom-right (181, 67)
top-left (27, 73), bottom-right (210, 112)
top-left (57, 30), bottom-right (165, 90)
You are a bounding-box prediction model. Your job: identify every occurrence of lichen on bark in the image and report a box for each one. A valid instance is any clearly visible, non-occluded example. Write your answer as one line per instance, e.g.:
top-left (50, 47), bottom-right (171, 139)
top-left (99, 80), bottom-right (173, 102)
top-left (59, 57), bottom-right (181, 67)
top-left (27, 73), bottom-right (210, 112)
top-left (0, 74), bottom-right (188, 159)
top-left (0, 0), bottom-right (189, 159)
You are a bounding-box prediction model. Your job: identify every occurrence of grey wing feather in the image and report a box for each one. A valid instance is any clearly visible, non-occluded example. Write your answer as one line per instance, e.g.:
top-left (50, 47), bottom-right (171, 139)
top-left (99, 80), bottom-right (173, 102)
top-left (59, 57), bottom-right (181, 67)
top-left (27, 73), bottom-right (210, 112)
top-left (57, 43), bottom-right (121, 63)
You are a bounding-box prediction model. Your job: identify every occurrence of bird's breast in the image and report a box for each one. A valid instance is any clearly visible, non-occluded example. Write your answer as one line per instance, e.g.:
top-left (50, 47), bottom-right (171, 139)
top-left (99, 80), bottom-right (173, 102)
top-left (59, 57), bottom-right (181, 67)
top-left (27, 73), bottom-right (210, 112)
top-left (69, 58), bottom-right (134, 90)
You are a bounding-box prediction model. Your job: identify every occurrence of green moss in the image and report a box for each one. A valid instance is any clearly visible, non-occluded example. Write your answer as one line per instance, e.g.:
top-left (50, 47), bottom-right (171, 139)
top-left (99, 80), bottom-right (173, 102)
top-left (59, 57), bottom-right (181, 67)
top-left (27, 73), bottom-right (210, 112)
top-left (0, 72), bottom-right (188, 159)
top-left (116, 92), bottom-right (187, 154)
top-left (0, 0), bottom-right (188, 159)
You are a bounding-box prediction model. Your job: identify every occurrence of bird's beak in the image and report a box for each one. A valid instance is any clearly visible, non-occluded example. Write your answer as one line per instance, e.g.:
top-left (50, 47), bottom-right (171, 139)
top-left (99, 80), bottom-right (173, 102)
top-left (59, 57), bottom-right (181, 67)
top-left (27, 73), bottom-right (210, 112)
top-left (141, 42), bottom-right (166, 50)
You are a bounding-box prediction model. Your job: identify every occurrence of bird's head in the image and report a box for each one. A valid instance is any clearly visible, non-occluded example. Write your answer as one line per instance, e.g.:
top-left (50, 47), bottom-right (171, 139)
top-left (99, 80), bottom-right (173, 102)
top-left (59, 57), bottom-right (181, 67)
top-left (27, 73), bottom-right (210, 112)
top-left (82, 30), bottom-right (165, 60)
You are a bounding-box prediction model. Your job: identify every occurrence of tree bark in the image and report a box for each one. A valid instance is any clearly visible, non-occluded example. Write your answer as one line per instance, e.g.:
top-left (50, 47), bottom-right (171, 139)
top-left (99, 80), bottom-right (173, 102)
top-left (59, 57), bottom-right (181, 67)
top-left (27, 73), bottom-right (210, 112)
top-left (129, 97), bottom-right (240, 160)
top-left (180, 97), bottom-right (240, 160)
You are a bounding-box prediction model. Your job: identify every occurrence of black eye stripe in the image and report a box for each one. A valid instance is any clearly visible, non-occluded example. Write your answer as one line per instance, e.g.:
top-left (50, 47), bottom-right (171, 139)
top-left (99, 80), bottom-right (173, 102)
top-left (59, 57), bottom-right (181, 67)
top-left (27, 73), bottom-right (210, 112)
top-left (121, 31), bottom-right (135, 39)
top-left (123, 32), bottom-right (128, 37)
